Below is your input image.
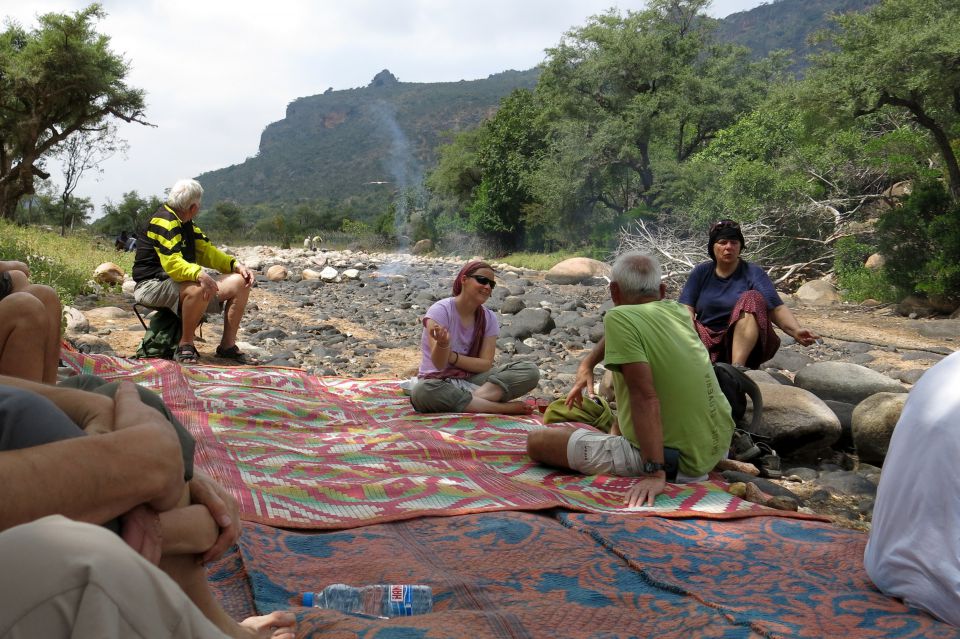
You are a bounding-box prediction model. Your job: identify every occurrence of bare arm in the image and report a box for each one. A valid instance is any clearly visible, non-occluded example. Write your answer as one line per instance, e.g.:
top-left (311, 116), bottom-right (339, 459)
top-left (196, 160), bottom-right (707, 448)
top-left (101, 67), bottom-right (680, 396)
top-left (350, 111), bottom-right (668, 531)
top-left (0, 383), bottom-right (185, 531)
top-left (565, 337), bottom-right (606, 408)
top-left (451, 335), bottom-right (496, 374)
top-left (620, 362), bottom-right (667, 507)
top-left (770, 305), bottom-right (819, 346)
top-left (0, 374), bottom-right (114, 433)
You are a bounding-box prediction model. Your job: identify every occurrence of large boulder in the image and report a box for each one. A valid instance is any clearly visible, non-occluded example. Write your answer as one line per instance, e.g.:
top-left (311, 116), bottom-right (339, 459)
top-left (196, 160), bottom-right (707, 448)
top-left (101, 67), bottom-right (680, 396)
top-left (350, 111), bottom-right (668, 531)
top-left (852, 392), bottom-right (908, 464)
top-left (545, 258), bottom-right (610, 285)
top-left (265, 265), bottom-right (288, 282)
top-left (501, 308), bottom-right (555, 340)
top-left (411, 239), bottom-right (433, 255)
top-left (794, 361), bottom-right (905, 405)
top-left (745, 383), bottom-right (842, 456)
top-left (794, 279), bottom-right (840, 306)
top-left (62, 306), bottom-right (89, 333)
top-left (93, 262), bottom-right (124, 286)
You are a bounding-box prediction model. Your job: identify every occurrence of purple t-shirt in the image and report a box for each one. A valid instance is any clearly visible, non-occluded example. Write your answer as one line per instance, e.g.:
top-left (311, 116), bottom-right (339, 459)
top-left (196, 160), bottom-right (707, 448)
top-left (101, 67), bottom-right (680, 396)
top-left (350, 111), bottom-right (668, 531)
top-left (678, 260), bottom-right (782, 330)
top-left (418, 297), bottom-right (500, 377)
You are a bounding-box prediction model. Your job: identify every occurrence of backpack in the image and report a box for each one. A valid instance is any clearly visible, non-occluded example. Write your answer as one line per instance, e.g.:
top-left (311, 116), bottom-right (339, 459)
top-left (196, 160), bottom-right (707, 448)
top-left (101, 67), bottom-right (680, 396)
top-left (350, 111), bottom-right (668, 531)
top-left (135, 308), bottom-right (182, 359)
top-left (712, 362), bottom-right (763, 432)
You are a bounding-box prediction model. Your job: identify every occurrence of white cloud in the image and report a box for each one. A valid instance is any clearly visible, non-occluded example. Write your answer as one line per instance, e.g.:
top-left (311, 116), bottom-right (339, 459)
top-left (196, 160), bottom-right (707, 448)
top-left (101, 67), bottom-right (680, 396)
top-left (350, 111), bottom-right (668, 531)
top-left (0, 0), bottom-right (768, 216)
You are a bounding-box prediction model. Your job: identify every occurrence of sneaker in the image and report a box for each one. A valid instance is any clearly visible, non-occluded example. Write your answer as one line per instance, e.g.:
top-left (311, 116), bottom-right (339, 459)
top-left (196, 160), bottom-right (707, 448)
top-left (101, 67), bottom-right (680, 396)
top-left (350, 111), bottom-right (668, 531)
top-left (755, 442), bottom-right (782, 479)
top-left (731, 429), bottom-right (761, 462)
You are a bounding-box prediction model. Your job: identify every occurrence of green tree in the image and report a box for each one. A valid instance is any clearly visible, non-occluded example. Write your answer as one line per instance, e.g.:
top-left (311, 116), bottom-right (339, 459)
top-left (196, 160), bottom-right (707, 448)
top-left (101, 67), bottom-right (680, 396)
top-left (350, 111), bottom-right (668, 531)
top-left (877, 178), bottom-right (960, 301)
top-left (809, 0), bottom-right (960, 198)
top-left (536, 0), bottom-right (776, 217)
top-left (96, 191), bottom-right (160, 236)
top-left (468, 89), bottom-right (548, 250)
top-left (0, 4), bottom-right (148, 218)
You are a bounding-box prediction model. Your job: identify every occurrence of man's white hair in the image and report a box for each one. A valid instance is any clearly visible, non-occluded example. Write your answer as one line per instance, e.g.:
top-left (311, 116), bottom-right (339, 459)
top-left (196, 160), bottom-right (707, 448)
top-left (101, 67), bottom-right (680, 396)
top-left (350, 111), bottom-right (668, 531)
top-left (167, 179), bottom-right (204, 212)
top-left (611, 251), bottom-right (662, 298)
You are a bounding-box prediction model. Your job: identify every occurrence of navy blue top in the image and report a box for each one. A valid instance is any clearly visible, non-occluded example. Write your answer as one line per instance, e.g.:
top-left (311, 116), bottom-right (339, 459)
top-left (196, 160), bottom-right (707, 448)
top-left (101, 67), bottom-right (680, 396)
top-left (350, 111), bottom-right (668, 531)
top-left (678, 260), bottom-right (782, 330)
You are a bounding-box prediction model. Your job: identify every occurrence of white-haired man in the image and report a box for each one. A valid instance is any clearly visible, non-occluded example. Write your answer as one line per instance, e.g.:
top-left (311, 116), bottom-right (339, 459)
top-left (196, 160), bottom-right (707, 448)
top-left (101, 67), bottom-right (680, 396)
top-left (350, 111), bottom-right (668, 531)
top-left (527, 251), bottom-right (734, 507)
top-left (133, 179), bottom-right (253, 364)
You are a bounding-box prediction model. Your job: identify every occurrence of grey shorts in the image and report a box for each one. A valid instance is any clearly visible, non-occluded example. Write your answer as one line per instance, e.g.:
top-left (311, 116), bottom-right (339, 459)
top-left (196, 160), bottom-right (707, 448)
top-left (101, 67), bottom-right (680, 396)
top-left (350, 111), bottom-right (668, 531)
top-left (134, 277), bottom-right (221, 316)
top-left (410, 360), bottom-right (540, 413)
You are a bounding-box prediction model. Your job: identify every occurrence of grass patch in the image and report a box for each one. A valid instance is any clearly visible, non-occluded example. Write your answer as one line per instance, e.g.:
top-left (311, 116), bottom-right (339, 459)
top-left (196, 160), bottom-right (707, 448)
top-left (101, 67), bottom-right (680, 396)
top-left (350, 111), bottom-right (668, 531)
top-left (0, 220), bottom-right (132, 306)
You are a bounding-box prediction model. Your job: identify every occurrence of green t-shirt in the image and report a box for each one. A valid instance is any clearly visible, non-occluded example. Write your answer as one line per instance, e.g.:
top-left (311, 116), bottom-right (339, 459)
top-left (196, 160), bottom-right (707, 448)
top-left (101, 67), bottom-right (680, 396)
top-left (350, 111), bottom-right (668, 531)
top-left (604, 300), bottom-right (734, 477)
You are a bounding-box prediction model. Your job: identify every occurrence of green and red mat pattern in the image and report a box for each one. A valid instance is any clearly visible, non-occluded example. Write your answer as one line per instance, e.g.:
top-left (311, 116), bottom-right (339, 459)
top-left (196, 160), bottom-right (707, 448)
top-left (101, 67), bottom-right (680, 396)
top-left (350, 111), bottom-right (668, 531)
top-left (63, 352), bottom-right (822, 530)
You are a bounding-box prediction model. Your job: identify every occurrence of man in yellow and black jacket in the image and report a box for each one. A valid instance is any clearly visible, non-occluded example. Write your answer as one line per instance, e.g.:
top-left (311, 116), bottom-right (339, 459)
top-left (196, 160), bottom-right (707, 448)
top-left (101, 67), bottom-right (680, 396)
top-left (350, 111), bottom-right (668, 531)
top-left (133, 179), bottom-right (253, 364)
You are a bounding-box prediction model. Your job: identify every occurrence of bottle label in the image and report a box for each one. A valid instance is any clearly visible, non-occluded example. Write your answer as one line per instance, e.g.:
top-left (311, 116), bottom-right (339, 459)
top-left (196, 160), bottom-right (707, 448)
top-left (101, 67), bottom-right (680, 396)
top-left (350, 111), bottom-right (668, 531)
top-left (387, 584), bottom-right (413, 616)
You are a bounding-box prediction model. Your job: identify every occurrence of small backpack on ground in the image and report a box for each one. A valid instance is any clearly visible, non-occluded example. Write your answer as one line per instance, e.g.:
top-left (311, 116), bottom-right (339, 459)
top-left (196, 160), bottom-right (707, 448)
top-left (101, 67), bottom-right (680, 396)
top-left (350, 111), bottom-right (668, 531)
top-left (713, 362), bottom-right (781, 477)
top-left (713, 362), bottom-right (763, 432)
top-left (135, 308), bottom-right (182, 359)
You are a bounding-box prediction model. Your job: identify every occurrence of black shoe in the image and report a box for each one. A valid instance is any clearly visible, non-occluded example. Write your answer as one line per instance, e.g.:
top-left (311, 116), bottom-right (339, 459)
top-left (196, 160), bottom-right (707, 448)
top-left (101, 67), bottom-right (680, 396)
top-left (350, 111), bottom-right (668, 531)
top-left (730, 429), bottom-right (761, 462)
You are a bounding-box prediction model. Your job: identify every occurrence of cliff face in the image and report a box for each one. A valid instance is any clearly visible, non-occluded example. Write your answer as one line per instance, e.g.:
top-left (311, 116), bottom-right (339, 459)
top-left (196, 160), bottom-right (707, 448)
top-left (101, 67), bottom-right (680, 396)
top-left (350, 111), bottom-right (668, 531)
top-left (197, 69), bottom-right (539, 211)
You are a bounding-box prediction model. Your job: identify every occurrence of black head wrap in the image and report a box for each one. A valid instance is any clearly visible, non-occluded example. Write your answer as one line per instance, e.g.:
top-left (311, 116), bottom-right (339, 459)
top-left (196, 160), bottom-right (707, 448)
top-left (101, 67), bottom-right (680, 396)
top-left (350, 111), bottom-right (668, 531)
top-left (707, 219), bottom-right (746, 261)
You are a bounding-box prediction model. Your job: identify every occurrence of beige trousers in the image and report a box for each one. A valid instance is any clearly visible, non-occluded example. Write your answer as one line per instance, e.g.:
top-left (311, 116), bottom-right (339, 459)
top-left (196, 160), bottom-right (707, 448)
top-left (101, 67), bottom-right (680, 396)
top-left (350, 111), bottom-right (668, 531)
top-left (0, 516), bottom-right (229, 639)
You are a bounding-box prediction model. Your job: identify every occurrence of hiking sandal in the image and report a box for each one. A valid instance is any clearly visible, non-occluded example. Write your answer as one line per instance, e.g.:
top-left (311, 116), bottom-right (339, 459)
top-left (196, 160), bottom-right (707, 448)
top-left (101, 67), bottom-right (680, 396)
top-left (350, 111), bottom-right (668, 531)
top-left (174, 343), bottom-right (200, 364)
top-left (755, 442), bottom-right (782, 479)
top-left (215, 344), bottom-right (247, 363)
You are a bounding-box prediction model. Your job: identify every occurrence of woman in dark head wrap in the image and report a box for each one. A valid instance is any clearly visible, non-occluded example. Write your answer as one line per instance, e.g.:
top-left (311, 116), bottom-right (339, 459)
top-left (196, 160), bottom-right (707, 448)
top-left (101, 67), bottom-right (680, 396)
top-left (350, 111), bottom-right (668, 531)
top-left (409, 260), bottom-right (540, 414)
top-left (678, 219), bottom-right (819, 369)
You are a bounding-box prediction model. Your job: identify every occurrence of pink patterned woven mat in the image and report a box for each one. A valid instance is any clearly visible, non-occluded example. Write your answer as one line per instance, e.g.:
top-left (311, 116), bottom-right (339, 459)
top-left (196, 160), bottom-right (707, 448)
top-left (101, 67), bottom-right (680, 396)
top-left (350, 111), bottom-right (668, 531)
top-left (63, 352), bottom-right (824, 530)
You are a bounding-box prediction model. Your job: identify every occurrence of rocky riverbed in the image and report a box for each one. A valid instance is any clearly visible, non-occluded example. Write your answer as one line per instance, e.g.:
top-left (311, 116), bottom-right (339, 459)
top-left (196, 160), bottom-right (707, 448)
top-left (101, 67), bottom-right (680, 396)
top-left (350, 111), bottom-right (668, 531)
top-left (68, 246), bottom-right (960, 532)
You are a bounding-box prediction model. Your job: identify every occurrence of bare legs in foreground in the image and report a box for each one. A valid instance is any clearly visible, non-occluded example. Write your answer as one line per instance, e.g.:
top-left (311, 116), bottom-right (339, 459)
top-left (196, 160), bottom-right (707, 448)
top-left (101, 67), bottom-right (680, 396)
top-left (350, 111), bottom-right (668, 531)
top-left (0, 277), bottom-right (62, 384)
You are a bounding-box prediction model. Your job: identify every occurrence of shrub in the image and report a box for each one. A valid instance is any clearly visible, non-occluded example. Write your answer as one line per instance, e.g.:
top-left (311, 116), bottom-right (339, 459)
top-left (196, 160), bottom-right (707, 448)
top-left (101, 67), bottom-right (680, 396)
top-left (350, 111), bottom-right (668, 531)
top-left (877, 179), bottom-right (960, 303)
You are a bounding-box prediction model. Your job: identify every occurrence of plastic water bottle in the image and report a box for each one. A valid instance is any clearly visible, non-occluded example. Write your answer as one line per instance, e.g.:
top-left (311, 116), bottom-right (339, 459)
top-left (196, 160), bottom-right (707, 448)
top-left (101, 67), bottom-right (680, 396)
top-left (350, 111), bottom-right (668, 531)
top-left (302, 584), bottom-right (433, 617)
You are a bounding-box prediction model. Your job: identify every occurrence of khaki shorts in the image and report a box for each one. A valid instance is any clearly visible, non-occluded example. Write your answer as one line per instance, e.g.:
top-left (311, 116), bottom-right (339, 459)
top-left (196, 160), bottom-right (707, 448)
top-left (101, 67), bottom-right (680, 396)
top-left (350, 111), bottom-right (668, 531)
top-left (566, 429), bottom-right (709, 482)
top-left (566, 429), bottom-right (645, 476)
top-left (134, 277), bottom-right (221, 316)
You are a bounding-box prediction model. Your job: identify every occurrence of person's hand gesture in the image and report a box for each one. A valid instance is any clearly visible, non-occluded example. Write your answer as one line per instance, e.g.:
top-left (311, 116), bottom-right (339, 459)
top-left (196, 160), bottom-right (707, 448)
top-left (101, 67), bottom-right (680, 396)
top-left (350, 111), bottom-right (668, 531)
top-left (189, 472), bottom-right (241, 563)
top-left (429, 324), bottom-right (450, 349)
top-left (792, 327), bottom-right (820, 347)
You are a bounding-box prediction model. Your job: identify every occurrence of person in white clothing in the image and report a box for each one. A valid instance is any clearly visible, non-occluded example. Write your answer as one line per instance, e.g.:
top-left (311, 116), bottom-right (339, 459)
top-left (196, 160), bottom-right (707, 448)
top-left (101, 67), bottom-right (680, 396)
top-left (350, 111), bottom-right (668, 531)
top-left (864, 350), bottom-right (960, 627)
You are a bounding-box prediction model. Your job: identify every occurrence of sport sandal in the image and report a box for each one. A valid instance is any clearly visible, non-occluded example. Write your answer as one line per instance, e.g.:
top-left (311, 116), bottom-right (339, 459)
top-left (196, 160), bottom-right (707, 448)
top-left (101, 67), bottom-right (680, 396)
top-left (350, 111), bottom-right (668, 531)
top-left (215, 344), bottom-right (247, 363)
top-left (755, 442), bottom-right (782, 479)
top-left (174, 343), bottom-right (200, 365)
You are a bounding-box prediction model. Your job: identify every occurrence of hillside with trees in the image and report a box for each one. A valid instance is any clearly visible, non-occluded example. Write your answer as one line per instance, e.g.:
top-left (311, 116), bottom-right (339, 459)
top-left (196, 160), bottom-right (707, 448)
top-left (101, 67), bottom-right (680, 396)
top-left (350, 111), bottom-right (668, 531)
top-left (196, 69), bottom-right (540, 218)
top-left (193, 0), bottom-right (879, 224)
top-left (716, 0), bottom-right (878, 70)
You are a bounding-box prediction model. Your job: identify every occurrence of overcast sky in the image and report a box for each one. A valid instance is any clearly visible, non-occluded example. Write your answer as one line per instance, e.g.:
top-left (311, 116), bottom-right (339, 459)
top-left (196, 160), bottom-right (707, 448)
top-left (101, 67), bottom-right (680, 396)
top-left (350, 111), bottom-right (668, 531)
top-left (0, 0), bottom-right (769, 218)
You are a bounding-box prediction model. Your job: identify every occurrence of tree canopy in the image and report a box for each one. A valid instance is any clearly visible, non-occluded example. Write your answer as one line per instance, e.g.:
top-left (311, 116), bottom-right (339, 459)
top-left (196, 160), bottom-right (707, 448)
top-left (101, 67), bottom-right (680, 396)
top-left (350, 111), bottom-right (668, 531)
top-left (808, 0), bottom-right (960, 198)
top-left (0, 3), bottom-right (147, 218)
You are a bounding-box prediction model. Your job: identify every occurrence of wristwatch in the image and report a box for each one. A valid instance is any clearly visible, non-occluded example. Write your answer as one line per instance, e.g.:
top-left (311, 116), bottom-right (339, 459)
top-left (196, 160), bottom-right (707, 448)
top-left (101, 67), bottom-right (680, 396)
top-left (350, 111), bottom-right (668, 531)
top-left (642, 460), bottom-right (665, 474)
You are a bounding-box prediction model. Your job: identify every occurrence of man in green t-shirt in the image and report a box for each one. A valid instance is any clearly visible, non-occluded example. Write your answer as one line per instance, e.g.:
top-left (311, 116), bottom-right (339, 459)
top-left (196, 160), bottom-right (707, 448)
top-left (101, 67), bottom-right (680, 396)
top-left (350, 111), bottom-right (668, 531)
top-left (527, 251), bottom-right (734, 507)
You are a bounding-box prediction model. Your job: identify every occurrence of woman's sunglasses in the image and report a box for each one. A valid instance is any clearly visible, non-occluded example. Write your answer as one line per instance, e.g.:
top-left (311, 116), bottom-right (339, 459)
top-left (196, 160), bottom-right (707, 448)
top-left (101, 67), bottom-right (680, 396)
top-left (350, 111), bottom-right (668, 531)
top-left (467, 274), bottom-right (496, 289)
top-left (710, 219), bottom-right (740, 234)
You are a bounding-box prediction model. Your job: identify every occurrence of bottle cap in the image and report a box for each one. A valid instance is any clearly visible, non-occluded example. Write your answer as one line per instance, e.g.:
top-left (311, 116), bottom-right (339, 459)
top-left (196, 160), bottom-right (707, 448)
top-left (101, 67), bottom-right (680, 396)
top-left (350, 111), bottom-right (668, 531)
top-left (302, 592), bottom-right (314, 607)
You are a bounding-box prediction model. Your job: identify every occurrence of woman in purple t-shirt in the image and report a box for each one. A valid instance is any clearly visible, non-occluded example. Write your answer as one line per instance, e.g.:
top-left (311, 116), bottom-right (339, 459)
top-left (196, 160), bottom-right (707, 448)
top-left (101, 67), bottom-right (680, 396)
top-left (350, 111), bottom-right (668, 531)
top-left (409, 260), bottom-right (540, 414)
top-left (678, 220), bottom-right (819, 369)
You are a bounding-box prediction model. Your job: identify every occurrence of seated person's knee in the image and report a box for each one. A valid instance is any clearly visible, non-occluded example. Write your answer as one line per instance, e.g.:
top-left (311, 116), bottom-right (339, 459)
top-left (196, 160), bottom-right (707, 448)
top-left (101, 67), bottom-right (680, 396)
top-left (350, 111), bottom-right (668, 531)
top-left (2, 291), bottom-right (47, 325)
